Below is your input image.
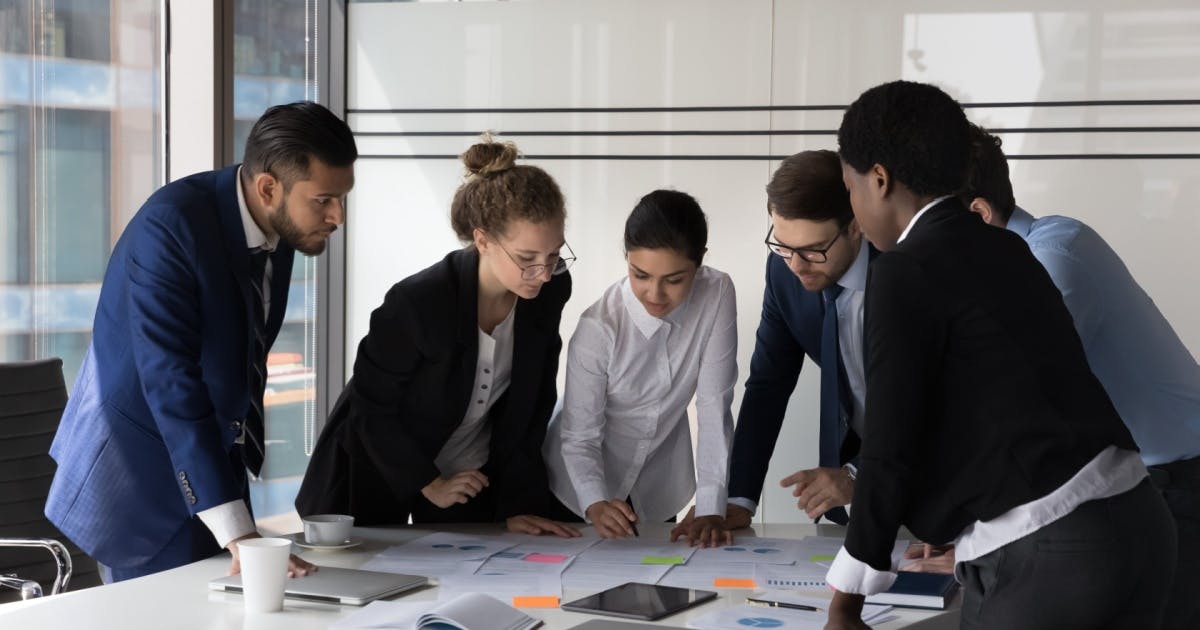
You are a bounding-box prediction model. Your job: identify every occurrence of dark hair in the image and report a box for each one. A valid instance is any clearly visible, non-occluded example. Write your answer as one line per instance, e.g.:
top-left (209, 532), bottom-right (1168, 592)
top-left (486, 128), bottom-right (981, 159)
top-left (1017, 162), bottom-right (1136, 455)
top-left (959, 123), bottom-right (1017, 222)
top-left (766, 150), bottom-right (852, 224)
top-left (837, 80), bottom-right (969, 197)
top-left (624, 189), bottom-right (708, 267)
top-left (450, 135), bottom-right (565, 242)
top-left (241, 101), bottom-right (357, 188)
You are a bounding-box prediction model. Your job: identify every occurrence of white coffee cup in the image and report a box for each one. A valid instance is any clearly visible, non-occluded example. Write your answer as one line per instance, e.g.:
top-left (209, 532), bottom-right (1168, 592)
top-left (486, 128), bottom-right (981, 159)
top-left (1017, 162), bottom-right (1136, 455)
top-left (236, 537), bottom-right (292, 613)
top-left (302, 514), bottom-right (354, 545)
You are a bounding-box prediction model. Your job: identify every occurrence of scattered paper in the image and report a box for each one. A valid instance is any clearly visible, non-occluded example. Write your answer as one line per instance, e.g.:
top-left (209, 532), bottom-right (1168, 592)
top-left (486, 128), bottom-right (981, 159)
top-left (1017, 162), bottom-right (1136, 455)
top-left (576, 538), bottom-right (698, 565)
top-left (560, 560), bottom-right (673, 592)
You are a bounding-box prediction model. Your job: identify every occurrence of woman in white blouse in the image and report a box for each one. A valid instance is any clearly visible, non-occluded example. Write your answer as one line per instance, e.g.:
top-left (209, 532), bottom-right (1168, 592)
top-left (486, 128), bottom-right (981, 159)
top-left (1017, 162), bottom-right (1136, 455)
top-left (544, 189), bottom-right (739, 546)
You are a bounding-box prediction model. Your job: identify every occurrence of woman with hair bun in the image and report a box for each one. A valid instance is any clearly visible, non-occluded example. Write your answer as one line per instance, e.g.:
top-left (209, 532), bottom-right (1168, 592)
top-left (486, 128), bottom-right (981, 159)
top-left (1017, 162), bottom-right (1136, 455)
top-left (296, 136), bottom-right (580, 536)
top-left (543, 189), bottom-right (738, 547)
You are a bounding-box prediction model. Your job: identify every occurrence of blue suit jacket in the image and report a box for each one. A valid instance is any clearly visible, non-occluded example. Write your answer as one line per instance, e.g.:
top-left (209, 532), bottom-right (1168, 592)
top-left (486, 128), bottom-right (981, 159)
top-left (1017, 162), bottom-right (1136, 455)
top-left (727, 252), bottom-right (866, 505)
top-left (45, 165), bottom-right (294, 568)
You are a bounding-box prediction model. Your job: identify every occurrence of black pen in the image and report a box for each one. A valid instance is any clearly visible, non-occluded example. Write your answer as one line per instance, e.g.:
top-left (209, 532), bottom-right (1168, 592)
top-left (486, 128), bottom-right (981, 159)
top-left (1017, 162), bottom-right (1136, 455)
top-left (745, 597), bottom-right (821, 612)
top-left (630, 519), bottom-right (639, 537)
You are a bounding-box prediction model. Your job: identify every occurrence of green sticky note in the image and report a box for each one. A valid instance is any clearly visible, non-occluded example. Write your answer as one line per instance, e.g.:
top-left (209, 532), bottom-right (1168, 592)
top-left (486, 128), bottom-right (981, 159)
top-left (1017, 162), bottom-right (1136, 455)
top-left (810, 554), bottom-right (836, 563)
top-left (642, 555), bottom-right (685, 565)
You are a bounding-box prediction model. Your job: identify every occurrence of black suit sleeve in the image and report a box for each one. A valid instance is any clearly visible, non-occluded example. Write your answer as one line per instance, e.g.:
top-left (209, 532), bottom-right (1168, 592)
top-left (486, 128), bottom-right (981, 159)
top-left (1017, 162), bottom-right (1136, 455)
top-left (348, 284), bottom-right (441, 504)
top-left (728, 257), bottom-right (808, 503)
top-left (495, 272), bottom-right (572, 519)
top-left (846, 253), bottom-right (946, 571)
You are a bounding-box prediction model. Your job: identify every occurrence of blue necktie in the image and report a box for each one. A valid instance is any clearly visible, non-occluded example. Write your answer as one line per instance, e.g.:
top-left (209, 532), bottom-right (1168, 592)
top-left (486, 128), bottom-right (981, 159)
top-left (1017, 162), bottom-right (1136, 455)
top-left (243, 248), bottom-right (269, 476)
top-left (819, 284), bottom-right (850, 525)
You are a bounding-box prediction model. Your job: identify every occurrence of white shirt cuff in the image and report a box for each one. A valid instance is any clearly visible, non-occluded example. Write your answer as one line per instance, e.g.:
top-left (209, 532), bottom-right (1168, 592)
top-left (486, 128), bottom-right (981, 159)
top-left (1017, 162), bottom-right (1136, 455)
top-left (727, 497), bottom-right (758, 517)
top-left (197, 500), bottom-right (256, 550)
top-left (577, 483), bottom-right (610, 522)
top-left (825, 545), bottom-right (897, 595)
top-left (694, 487), bottom-right (728, 518)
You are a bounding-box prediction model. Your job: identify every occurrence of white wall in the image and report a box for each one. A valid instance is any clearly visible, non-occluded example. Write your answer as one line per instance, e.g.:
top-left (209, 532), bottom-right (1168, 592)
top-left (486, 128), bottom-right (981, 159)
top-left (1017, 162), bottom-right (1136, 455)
top-left (345, 0), bottom-right (1200, 523)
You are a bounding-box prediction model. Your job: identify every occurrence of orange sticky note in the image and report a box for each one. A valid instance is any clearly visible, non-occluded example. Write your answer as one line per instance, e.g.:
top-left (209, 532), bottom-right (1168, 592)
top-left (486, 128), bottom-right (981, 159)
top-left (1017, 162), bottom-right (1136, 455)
top-left (713, 578), bottom-right (757, 588)
top-left (512, 596), bottom-right (560, 608)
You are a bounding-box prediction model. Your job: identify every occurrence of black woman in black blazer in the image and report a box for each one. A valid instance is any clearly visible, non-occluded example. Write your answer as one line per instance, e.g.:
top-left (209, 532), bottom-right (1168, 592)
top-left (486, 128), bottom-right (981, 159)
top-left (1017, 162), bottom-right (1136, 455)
top-left (295, 247), bottom-right (570, 525)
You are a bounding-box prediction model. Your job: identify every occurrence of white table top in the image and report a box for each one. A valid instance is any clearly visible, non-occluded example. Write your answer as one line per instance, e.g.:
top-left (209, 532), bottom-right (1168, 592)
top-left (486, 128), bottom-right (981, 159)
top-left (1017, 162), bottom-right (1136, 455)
top-left (0, 522), bottom-right (960, 629)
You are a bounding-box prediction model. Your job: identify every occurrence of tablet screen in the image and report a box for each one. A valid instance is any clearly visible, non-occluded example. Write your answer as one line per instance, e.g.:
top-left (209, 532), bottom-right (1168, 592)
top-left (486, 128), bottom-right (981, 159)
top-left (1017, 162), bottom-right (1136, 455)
top-left (561, 582), bottom-right (717, 621)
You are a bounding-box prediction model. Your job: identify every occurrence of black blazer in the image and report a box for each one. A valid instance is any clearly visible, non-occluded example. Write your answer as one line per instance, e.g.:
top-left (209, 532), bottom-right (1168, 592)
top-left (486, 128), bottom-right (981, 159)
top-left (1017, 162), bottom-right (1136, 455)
top-left (845, 198), bottom-right (1136, 571)
top-left (295, 247), bottom-right (570, 524)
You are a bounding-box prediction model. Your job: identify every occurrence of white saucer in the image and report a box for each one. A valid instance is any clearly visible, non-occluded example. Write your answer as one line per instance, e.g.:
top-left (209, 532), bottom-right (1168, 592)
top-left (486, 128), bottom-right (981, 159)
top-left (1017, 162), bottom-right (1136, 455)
top-left (283, 532), bottom-right (363, 550)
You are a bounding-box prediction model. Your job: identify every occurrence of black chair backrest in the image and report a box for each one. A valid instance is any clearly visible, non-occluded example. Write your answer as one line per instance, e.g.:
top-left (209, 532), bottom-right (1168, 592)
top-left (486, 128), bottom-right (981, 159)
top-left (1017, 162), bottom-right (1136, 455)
top-left (0, 358), bottom-right (100, 600)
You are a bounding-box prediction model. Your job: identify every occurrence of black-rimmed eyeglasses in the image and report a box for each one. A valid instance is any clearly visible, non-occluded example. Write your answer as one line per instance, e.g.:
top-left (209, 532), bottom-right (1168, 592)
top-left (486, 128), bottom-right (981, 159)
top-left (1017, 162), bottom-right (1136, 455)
top-left (765, 224), bottom-right (847, 263)
top-left (494, 239), bottom-right (577, 280)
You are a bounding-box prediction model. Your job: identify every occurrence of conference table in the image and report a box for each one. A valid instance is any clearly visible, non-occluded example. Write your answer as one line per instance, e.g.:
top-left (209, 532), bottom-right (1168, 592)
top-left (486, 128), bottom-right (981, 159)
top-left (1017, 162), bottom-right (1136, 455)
top-left (0, 522), bottom-right (960, 629)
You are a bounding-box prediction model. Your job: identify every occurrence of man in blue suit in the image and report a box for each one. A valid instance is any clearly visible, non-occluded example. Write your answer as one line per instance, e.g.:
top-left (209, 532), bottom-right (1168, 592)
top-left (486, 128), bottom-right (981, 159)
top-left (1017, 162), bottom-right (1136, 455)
top-left (682, 149), bottom-right (876, 529)
top-left (45, 102), bottom-right (358, 582)
top-left (960, 123), bottom-right (1200, 630)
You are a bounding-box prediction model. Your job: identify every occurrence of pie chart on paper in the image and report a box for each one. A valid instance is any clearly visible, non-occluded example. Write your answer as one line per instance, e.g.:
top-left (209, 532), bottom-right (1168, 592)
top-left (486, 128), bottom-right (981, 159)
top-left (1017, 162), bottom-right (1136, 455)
top-left (737, 618), bottom-right (784, 628)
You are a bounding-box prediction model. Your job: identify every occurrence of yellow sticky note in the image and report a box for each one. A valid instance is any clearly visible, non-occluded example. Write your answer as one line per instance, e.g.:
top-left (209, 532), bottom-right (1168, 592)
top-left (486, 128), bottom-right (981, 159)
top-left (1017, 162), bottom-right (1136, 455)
top-left (810, 554), bottom-right (836, 563)
top-left (641, 555), bottom-right (686, 565)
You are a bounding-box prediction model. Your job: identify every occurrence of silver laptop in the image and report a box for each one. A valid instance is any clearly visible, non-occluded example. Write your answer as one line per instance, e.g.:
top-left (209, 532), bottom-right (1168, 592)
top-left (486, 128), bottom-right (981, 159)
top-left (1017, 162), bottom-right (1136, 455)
top-left (208, 566), bottom-right (427, 606)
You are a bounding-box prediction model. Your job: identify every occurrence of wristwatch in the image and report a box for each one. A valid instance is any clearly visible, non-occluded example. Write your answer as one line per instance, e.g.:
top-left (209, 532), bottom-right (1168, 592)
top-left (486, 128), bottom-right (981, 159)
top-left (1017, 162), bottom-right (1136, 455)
top-left (842, 463), bottom-right (857, 482)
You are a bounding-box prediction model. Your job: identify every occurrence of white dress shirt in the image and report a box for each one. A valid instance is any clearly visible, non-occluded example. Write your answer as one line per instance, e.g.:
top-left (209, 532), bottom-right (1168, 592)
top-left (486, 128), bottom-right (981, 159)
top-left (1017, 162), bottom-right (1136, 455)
top-left (434, 304), bottom-right (516, 476)
top-left (544, 266), bottom-right (738, 522)
top-left (826, 196), bottom-right (1149, 596)
top-left (196, 167), bottom-right (280, 550)
top-left (837, 239), bottom-right (869, 440)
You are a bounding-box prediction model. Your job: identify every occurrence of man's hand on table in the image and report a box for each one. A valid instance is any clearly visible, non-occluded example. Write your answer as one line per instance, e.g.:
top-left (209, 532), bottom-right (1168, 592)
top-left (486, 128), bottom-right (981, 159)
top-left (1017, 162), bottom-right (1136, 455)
top-left (780, 466), bottom-right (854, 519)
top-left (901, 542), bottom-right (956, 574)
top-left (676, 503), bottom-right (754, 532)
top-left (226, 532), bottom-right (316, 578)
top-left (824, 591), bottom-right (871, 630)
top-left (669, 514), bottom-right (734, 548)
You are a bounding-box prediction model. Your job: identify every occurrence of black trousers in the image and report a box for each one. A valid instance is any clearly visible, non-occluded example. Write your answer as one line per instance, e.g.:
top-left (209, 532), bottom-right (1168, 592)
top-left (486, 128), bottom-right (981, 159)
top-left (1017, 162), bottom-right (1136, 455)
top-left (1149, 455), bottom-right (1200, 630)
top-left (958, 478), bottom-right (1176, 630)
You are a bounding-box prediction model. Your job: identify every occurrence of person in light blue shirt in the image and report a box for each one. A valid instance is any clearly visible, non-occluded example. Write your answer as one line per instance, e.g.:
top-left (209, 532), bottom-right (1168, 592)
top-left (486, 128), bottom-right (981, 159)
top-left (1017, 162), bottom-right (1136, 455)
top-left (960, 123), bottom-right (1200, 630)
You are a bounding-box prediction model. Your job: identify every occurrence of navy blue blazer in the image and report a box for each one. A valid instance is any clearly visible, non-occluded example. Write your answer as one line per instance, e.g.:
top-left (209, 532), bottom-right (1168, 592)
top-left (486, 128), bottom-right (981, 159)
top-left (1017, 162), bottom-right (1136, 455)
top-left (45, 165), bottom-right (293, 568)
top-left (727, 251), bottom-right (871, 505)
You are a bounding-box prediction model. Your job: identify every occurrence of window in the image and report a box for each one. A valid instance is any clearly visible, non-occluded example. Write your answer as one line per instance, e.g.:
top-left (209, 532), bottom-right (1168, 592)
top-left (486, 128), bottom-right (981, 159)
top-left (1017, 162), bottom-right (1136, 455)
top-left (232, 0), bottom-right (324, 528)
top-left (0, 1), bottom-right (162, 385)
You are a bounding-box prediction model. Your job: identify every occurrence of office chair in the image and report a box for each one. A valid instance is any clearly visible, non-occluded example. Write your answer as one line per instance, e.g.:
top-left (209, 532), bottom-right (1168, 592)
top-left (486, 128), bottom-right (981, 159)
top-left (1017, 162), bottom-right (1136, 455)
top-left (0, 358), bottom-right (98, 601)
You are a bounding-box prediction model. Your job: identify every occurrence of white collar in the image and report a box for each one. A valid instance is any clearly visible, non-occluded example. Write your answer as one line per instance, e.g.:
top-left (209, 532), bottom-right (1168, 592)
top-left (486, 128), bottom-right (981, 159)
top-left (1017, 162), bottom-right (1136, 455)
top-left (236, 166), bottom-right (280, 252)
top-left (621, 278), bottom-right (667, 339)
top-left (896, 194), bottom-right (953, 244)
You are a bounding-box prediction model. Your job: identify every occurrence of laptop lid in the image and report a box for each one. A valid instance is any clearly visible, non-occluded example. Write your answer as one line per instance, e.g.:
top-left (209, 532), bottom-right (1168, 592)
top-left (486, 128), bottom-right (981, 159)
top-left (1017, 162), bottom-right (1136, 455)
top-left (208, 566), bottom-right (427, 606)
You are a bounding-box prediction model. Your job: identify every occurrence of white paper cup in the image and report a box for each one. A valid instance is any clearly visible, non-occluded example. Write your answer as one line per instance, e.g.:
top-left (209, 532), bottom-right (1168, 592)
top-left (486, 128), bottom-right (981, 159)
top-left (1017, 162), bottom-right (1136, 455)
top-left (237, 537), bottom-right (291, 613)
top-left (302, 514), bottom-right (354, 545)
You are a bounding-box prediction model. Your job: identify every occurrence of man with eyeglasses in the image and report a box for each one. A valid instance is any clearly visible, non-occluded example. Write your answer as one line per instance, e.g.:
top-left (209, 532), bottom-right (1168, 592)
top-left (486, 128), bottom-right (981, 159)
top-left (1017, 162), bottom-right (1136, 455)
top-left (681, 149), bottom-right (876, 530)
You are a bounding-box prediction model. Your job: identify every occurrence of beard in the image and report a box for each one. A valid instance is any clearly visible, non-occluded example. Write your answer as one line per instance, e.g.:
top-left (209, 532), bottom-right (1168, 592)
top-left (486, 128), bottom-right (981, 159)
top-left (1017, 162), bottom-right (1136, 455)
top-left (269, 201), bottom-right (331, 256)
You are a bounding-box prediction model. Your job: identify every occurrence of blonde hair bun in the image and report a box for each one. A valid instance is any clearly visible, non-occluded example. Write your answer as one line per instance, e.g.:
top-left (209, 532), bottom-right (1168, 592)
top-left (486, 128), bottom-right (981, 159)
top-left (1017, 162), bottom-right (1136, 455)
top-left (461, 132), bottom-right (519, 178)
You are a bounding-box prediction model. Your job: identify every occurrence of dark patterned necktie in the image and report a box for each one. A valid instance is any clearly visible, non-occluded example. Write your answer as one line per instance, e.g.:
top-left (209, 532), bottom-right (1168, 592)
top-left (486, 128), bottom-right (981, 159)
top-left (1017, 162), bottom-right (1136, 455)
top-left (243, 248), bottom-right (269, 476)
top-left (819, 284), bottom-right (850, 525)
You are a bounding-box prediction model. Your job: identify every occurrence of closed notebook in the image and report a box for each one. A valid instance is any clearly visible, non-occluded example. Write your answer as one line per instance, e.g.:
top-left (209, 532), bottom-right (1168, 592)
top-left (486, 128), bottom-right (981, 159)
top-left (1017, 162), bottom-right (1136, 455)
top-left (332, 592), bottom-right (541, 630)
top-left (864, 571), bottom-right (959, 610)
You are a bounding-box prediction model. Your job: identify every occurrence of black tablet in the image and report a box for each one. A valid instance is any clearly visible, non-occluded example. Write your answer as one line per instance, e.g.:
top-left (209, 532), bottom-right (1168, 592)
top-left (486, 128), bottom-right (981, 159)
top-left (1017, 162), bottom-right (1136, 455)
top-left (560, 582), bottom-right (718, 621)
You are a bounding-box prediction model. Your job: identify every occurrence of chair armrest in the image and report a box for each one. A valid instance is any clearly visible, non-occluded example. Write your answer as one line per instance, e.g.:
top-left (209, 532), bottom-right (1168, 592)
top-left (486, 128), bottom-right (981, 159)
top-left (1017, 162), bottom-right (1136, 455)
top-left (0, 574), bottom-right (43, 599)
top-left (0, 537), bottom-right (73, 596)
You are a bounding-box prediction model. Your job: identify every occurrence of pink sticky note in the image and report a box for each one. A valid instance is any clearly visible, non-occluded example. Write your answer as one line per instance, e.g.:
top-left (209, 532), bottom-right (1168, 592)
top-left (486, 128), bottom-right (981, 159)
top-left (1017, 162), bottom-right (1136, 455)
top-left (523, 553), bottom-right (569, 564)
